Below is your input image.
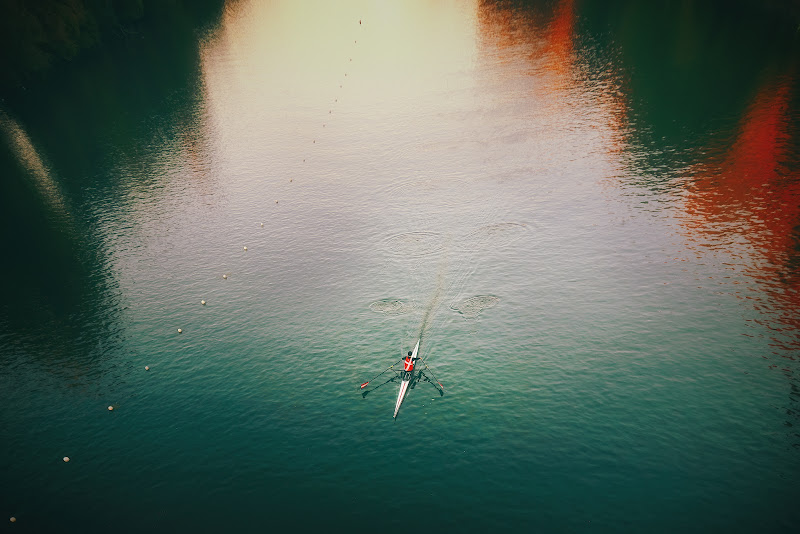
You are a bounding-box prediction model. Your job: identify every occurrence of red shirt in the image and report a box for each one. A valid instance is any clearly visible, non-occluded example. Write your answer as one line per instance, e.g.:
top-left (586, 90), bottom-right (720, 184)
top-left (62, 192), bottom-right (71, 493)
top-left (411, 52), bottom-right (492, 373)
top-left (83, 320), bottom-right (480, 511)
top-left (403, 357), bottom-right (415, 372)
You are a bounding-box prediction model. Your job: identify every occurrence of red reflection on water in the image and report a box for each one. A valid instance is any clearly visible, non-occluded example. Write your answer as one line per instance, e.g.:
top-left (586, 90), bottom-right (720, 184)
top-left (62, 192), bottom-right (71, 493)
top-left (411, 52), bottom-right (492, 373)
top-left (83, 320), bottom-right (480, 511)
top-left (683, 78), bottom-right (800, 349)
top-left (540, 0), bottom-right (574, 78)
top-left (477, 0), bottom-right (575, 70)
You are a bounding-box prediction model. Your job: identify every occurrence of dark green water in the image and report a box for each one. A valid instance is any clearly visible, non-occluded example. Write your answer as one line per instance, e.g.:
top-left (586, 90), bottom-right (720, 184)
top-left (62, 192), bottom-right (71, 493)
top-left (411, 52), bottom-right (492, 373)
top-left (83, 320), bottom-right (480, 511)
top-left (2, 1), bottom-right (800, 532)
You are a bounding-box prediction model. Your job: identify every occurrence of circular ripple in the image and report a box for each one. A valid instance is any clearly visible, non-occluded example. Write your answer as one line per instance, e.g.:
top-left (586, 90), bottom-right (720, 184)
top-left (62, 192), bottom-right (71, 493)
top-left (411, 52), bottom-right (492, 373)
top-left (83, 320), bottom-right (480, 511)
top-left (386, 179), bottom-right (440, 197)
top-left (450, 295), bottom-right (500, 318)
top-left (383, 232), bottom-right (446, 257)
top-left (457, 222), bottom-right (528, 251)
top-left (369, 298), bottom-right (415, 315)
top-left (386, 177), bottom-right (469, 198)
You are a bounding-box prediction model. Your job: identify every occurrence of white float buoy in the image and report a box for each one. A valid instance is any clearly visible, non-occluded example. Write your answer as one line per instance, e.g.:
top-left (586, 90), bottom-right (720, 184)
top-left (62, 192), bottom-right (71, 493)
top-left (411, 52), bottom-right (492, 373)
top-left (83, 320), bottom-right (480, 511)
top-left (10, 517), bottom-right (17, 523)
top-left (144, 366), bottom-right (150, 371)
top-left (223, 274), bottom-right (228, 279)
top-left (201, 300), bottom-right (206, 305)
top-left (177, 328), bottom-right (182, 334)
top-left (243, 246), bottom-right (247, 251)
top-left (260, 222), bottom-right (264, 227)
top-left (108, 406), bottom-right (113, 411)
top-left (63, 456), bottom-right (70, 463)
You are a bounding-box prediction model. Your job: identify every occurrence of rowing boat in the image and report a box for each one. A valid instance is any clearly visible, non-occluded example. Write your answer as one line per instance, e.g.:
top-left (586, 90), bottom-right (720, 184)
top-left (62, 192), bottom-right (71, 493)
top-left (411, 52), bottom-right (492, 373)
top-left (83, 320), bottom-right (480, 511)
top-left (393, 339), bottom-right (419, 418)
top-left (359, 338), bottom-right (443, 417)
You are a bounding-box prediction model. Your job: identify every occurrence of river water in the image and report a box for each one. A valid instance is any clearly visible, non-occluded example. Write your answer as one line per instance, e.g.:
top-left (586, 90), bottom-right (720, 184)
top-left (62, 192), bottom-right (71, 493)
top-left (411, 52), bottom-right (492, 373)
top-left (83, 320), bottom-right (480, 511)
top-left (1, 1), bottom-right (799, 532)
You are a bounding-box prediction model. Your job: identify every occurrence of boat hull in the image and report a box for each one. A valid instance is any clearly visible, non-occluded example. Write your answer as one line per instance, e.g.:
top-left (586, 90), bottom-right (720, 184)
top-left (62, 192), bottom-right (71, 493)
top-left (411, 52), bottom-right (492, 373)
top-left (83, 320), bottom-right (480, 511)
top-left (393, 340), bottom-right (420, 418)
top-left (393, 379), bottom-right (409, 417)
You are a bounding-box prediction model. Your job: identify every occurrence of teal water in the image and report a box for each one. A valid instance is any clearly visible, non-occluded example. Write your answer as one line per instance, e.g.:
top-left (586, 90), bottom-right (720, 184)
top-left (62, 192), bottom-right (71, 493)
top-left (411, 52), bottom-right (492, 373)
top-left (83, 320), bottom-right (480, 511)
top-left (2, 1), bottom-right (800, 532)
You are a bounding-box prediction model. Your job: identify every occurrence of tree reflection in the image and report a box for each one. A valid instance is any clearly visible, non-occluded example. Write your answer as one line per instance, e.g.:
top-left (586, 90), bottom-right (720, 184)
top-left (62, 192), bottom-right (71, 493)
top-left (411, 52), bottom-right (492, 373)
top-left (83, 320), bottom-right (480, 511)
top-left (475, 0), bottom-right (800, 370)
top-left (683, 77), bottom-right (800, 351)
top-left (0, 3), bottom-right (224, 372)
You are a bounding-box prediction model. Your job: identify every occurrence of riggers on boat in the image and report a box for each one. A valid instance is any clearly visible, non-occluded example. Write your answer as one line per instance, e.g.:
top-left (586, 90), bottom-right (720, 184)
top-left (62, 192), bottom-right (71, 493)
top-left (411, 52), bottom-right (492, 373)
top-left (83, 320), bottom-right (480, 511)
top-left (359, 338), bottom-right (445, 418)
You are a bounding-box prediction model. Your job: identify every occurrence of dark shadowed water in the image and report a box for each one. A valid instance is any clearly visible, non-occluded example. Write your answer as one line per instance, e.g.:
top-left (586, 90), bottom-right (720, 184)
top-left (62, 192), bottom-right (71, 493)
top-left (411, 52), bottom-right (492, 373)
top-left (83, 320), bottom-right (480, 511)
top-left (1, 1), bottom-right (800, 532)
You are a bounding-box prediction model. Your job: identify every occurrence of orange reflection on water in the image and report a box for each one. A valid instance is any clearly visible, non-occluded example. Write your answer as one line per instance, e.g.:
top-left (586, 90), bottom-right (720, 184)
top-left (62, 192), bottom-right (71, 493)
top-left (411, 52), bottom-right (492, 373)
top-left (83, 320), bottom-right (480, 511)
top-left (540, 0), bottom-right (574, 79)
top-left (476, 0), bottom-right (630, 175)
top-left (477, 0), bottom-right (575, 79)
top-left (682, 78), bottom-right (800, 349)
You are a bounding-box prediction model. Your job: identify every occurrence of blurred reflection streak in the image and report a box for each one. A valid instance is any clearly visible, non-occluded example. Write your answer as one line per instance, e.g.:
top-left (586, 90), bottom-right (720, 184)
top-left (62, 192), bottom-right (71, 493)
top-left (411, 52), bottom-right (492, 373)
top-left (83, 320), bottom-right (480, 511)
top-left (682, 78), bottom-right (800, 350)
top-left (0, 109), bottom-right (72, 228)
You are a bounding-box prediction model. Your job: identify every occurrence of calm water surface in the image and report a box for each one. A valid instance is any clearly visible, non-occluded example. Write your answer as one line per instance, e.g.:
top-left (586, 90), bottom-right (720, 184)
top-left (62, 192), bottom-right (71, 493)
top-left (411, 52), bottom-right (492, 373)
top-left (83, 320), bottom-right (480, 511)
top-left (1, 1), bottom-right (799, 532)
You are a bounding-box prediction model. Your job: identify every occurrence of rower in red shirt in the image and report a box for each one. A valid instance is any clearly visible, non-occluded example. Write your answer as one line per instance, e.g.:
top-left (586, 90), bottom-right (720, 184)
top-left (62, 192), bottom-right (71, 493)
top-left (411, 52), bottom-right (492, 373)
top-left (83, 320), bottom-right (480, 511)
top-left (402, 350), bottom-right (415, 380)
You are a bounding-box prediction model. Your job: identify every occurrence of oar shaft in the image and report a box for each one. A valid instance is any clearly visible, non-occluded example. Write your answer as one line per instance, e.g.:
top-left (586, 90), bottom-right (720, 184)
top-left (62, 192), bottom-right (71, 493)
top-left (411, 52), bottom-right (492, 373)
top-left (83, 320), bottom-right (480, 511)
top-left (422, 363), bottom-right (444, 390)
top-left (360, 358), bottom-right (402, 389)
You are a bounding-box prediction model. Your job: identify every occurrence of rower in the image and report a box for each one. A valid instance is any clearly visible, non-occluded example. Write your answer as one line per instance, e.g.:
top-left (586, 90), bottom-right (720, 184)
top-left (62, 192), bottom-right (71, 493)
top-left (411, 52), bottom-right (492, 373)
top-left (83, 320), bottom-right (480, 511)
top-left (403, 350), bottom-right (415, 379)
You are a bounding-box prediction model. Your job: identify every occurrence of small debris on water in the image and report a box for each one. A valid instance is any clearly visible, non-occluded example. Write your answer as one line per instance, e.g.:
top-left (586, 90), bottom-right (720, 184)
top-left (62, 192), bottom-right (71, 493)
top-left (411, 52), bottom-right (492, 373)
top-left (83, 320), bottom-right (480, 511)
top-left (63, 456), bottom-right (70, 462)
top-left (10, 517), bottom-right (17, 523)
top-left (177, 328), bottom-right (182, 334)
top-left (145, 366), bottom-right (150, 371)
top-left (260, 222), bottom-right (264, 227)
top-left (108, 406), bottom-right (114, 411)
top-left (243, 246), bottom-right (247, 251)
top-left (201, 300), bottom-right (206, 305)
top-left (223, 274), bottom-right (228, 279)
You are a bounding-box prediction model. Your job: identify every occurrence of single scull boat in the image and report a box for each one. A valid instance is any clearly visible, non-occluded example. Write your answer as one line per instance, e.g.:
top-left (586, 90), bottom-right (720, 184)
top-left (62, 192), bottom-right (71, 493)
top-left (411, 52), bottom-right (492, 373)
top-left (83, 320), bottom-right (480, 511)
top-left (393, 340), bottom-right (419, 418)
top-left (359, 338), bottom-right (444, 418)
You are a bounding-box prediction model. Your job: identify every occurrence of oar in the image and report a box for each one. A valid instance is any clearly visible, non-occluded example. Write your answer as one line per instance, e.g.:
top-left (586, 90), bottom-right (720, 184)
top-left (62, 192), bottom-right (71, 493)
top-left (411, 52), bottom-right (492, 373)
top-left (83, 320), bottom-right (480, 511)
top-left (421, 362), bottom-right (445, 391)
top-left (359, 358), bottom-right (402, 389)
top-left (361, 375), bottom-right (398, 397)
top-left (419, 373), bottom-right (444, 396)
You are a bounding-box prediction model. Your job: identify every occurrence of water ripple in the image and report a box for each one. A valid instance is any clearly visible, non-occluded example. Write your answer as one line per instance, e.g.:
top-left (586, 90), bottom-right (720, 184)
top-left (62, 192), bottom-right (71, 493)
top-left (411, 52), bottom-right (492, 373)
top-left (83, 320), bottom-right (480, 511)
top-left (456, 222), bottom-right (528, 251)
top-left (450, 295), bottom-right (500, 318)
top-left (383, 231), bottom-right (446, 257)
top-left (369, 298), bottom-right (415, 316)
